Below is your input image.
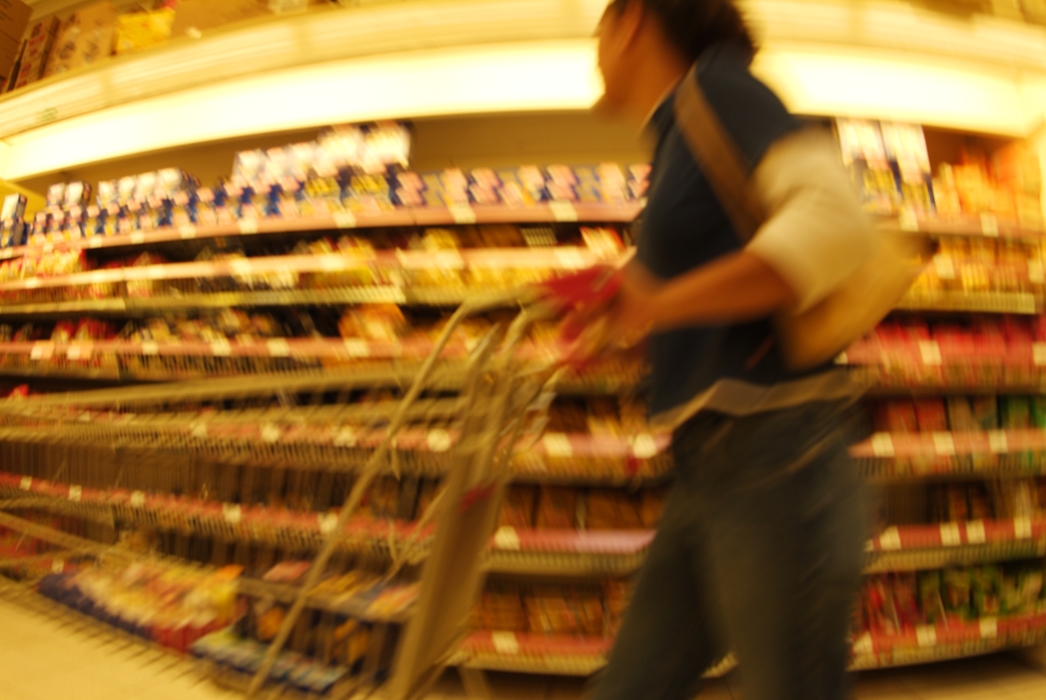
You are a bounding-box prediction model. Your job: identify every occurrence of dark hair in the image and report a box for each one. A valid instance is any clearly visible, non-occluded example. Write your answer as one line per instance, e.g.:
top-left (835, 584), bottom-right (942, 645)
top-left (609, 0), bottom-right (756, 62)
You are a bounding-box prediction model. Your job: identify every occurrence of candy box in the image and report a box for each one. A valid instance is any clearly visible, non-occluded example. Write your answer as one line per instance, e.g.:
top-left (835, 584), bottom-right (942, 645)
top-left (545, 165), bottom-right (579, 202)
top-left (468, 168), bottom-right (502, 205)
top-left (518, 165), bottom-right (548, 202)
top-left (597, 163), bottom-right (629, 203)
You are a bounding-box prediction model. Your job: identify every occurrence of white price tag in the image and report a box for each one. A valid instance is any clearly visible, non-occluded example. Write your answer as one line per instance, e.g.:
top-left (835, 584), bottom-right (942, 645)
top-left (549, 201), bottom-right (579, 222)
top-left (19, 476), bottom-right (32, 491)
top-left (494, 527), bottom-right (521, 551)
top-left (29, 343), bottom-right (47, 361)
top-left (1014, 516), bottom-right (1033, 539)
top-left (940, 522), bottom-right (961, 546)
top-left (0, 249), bottom-right (11, 259)
top-left (1035, 343), bottom-right (1046, 366)
top-left (25, 278), bottom-right (40, 289)
top-left (334, 427), bottom-right (358, 447)
top-left (52, 559), bottom-right (65, 575)
top-left (919, 340), bottom-right (942, 366)
top-left (933, 255), bottom-right (956, 280)
top-left (1016, 293), bottom-right (1037, 314)
top-left (979, 617), bottom-right (998, 639)
top-left (66, 345), bottom-right (83, 360)
top-left (427, 429), bottom-right (452, 453)
top-left (141, 341), bottom-right (159, 356)
top-left (229, 260), bottom-right (252, 277)
top-left (632, 433), bottom-right (658, 459)
top-left (870, 433), bottom-right (895, 458)
top-left (261, 424), bottom-right (281, 444)
top-left (343, 339), bottom-right (371, 358)
top-left (266, 339), bottom-right (291, 357)
top-left (492, 632), bottom-right (520, 656)
top-left (878, 526), bottom-right (902, 551)
top-left (238, 219), bottom-right (259, 235)
top-left (1029, 260), bottom-right (1045, 284)
top-left (333, 212), bottom-right (357, 229)
top-left (145, 266), bottom-right (165, 280)
top-left (222, 503), bottom-right (242, 525)
top-left (449, 204), bottom-right (476, 225)
top-left (319, 256), bottom-right (347, 272)
top-left (542, 433), bottom-right (574, 458)
top-left (916, 626), bottom-right (937, 648)
top-left (130, 491), bottom-right (146, 508)
top-left (318, 513), bottom-right (339, 535)
top-left (88, 237), bottom-right (103, 249)
top-left (191, 422), bottom-right (208, 439)
top-left (899, 208), bottom-right (918, 232)
top-left (210, 340), bottom-right (232, 357)
top-left (130, 232), bottom-right (146, 245)
top-left (554, 248), bottom-right (588, 270)
top-left (178, 225), bottom-right (197, 240)
top-left (966, 520), bottom-right (986, 544)
top-left (932, 432), bottom-right (956, 456)
top-left (981, 213), bottom-right (999, 237)
top-left (42, 243), bottom-right (54, 254)
top-left (68, 485), bottom-right (81, 502)
top-left (989, 431), bottom-right (1009, 454)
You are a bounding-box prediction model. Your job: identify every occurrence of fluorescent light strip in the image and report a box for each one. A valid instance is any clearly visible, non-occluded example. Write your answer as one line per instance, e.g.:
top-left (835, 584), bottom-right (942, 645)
top-left (2, 37), bottom-right (1043, 180)
top-left (2, 41), bottom-right (604, 180)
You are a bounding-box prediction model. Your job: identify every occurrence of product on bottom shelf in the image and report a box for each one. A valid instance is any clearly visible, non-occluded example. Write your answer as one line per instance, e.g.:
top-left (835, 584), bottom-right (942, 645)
top-left (36, 559), bottom-right (242, 651)
top-left (857, 561), bottom-right (1046, 637)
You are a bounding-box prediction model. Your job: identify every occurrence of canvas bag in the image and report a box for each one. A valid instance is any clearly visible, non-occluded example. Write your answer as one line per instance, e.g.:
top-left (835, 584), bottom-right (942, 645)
top-left (673, 63), bottom-right (929, 371)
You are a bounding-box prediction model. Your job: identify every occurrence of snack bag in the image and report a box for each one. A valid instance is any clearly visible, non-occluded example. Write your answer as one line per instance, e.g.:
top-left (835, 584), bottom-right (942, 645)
top-left (942, 568), bottom-right (973, 620)
top-left (535, 487), bottom-right (577, 530)
top-left (498, 486), bottom-right (536, 529)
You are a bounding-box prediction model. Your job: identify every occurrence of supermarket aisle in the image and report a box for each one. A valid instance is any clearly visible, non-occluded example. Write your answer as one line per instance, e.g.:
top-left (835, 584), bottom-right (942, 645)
top-left (2, 592), bottom-right (1046, 700)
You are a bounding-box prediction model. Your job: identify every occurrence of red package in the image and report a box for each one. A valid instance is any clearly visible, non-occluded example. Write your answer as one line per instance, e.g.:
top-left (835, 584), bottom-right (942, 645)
top-left (877, 401), bottom-right (918, 433)
top-left (914, 399), bottom-right (948, 432)
top-left (498, 486), bottom-right (537, 529)
top-left (535, 487), bottom-right (577, 529)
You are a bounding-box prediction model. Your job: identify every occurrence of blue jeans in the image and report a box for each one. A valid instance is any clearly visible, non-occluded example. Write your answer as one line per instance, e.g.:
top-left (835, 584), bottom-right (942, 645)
top-left (591, 402), bottom-right (868, 700)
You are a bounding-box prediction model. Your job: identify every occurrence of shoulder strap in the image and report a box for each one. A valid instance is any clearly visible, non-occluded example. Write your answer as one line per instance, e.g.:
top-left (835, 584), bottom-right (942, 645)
top-left (673, 64), bottom-right (765, 242)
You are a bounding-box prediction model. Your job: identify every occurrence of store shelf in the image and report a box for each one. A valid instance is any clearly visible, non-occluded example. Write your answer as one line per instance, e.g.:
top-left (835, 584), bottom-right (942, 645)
top-left (1, 204), bottom-right (642, 260)
top-left (850, 614), bottom-right (1046, 670)
top-left (235, 577), bottom-right (416, 625)
top-left (880, 213), bottom-right (1045, 242)
top-left (487, 529), bottom-right (655, 576)
top-left (866, 520), bottom-right (1046, 573)
top-left (852, 430), bottom-right (1046, 461)
top-left (896, 290), bottom-right (1039, 314)
top-left (453, 633), bottom-right (613, 675)
top-left (0, 287), bottom-right (527, 317)
top-left (455, 614), bottom-right (1046, 676)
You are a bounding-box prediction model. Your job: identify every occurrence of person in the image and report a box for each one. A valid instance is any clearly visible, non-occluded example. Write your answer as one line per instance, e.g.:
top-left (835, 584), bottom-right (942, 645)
top-left (577, 1), bottom-right (873, 699)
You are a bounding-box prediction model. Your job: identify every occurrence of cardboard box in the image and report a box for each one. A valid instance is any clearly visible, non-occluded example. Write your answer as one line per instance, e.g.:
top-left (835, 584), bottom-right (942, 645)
top-left (0, 0), bottom-right (30, 44)
top-left (115, 7), bottom-right (175, 55)
top-left (44, 1), bottom-right (118, 78)
top-left (13, 16), bottom-right (59, 89)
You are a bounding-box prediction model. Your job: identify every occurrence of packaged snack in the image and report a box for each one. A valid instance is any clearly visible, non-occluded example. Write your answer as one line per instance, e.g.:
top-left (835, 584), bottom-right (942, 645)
top-left (918, 571), bottom-right (946, 625)
top-left (971, 565), bottom-right (1002, 617)
top-left (545, 165), bottom-right (579, 202)
top-left (498, 486), bottom-right (536, 529)
top-left (942, 568), bottom-right (972, 620)
top-left (971, 396), bottom-right (999, 431)
top-left (585, 490), bottom-right (642, 530)
top-left (946, 397), bottom-right (978, 432)
top-left (44, 2), bottom-right (118, 77)
top-left (1000, 396), bottom-right (1031, 429)
top-left (535, 487), bottom-right (577, 529)
top-left (877, 401), bottom-right (918, 433)
top-left (914, 399), bottom-right (948, 432)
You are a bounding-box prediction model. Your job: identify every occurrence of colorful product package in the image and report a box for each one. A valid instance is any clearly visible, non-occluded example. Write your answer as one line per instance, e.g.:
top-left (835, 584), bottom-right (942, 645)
top-left (13, 16), bottom-right (58, 89)
top-left (44, 2), bottom-right (118, 78)
top-left (535, 487), bottom-right (577, 530)
top-left (498, 486), bottom-right (537, 529)
top-left (942, 568), bottom-right (973, 621)
top-left (971, 396), bottom-right (999, 431)
top-left (914, 399), bottom-right (948, 432)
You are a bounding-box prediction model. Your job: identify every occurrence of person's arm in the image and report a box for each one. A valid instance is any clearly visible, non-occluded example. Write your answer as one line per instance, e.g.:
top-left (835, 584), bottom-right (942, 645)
top-left (611, 129), bottom-right (875, 344)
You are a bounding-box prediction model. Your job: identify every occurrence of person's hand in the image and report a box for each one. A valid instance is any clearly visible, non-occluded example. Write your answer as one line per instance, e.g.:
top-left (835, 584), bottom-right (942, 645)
top-left (558, 264), bottom-right (663, 365)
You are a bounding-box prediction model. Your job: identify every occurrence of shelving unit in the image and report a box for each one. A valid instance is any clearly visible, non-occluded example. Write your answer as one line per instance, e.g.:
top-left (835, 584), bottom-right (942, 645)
top-left (1, 2), bottom-right (1046, 695)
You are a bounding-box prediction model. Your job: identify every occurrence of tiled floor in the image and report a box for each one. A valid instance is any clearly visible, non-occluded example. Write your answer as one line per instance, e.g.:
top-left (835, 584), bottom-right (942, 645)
top-left (1, 592), bottom-right (1045, 699)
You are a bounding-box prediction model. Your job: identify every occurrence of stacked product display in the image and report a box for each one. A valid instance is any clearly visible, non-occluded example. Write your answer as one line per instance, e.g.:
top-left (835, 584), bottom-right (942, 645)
top-left (1, 110), bottom-right (1045, 696)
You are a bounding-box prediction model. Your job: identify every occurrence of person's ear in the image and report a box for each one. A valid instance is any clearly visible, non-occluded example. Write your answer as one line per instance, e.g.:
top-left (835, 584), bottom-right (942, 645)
top-left (616, 0), bottom-right (646, 50)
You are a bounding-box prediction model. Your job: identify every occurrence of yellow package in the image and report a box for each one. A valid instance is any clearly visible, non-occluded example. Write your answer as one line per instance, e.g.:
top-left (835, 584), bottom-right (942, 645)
top-left (115, 8), bottom-right (176, 55)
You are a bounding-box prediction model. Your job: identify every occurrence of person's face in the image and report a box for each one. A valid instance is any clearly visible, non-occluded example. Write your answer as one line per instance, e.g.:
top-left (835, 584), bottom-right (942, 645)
top-left (596, 1), bottom-right (633, 113)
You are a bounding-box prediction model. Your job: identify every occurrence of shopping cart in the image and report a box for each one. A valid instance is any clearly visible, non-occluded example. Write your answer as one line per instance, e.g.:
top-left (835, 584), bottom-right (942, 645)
top-left (0, 267), bottom-right (625, 700)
